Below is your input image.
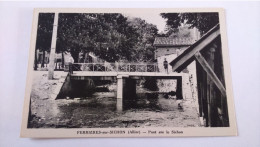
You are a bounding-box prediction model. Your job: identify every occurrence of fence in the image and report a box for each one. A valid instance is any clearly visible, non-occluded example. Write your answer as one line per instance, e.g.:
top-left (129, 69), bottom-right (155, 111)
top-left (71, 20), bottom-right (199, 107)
top-left (64, 62), bottom-right (159, 73)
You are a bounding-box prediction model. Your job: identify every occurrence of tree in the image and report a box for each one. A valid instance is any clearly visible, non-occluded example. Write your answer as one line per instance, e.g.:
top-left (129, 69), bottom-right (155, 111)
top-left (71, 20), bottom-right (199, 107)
top-left (56, 13), bottom-right (140, 62)
top-left (34, 13), bottom-right (54, 70)
top-left (160, 13), bottom-right (219, 35)
top-left (127, 17), bottom-right (158, 62)
top-left (35, 13), bottom-right (159, 65)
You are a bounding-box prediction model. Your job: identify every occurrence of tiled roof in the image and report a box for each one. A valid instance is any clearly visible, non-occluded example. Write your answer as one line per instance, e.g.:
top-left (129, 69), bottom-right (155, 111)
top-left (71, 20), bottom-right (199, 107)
top-left (153, 37), bottom-right (194, 46)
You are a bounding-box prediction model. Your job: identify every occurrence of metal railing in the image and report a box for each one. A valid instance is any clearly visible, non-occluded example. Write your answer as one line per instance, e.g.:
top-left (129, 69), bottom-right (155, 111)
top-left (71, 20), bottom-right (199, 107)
top-left (65, 62), bottom-right (159, 73)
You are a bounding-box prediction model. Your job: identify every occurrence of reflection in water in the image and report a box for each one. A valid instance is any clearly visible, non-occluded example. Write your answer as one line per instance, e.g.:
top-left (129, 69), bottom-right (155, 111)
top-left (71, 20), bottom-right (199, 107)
top-left (116, 98), bottom-right (123, 112)
top-left (54, 92), bottom-right (181, 128)
top-left (117, 93), bottom-right (161, 112)
top-left (123, 93), bottom-right (160, 111)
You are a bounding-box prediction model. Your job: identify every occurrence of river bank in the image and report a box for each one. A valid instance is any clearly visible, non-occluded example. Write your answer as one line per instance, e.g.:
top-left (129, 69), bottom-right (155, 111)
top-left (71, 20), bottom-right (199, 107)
top-left (28, 71), bottom-right (201, 128)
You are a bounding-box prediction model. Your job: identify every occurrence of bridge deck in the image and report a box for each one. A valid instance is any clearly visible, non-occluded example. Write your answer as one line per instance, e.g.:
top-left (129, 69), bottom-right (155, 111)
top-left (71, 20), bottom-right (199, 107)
top-left (71, 71), bottom-right (186, 77)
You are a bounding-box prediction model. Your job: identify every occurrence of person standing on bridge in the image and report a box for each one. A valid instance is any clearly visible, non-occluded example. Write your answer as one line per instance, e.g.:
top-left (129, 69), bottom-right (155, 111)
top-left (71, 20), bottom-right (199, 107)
top-left (68, 55), bottom-right (74, 74)
top-left (163, 58), bottom-right (168, 74)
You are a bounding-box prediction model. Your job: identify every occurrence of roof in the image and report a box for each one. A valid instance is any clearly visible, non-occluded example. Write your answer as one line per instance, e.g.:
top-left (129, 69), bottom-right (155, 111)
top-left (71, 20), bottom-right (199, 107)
top-left (153, 37), bottom-right (194, 47)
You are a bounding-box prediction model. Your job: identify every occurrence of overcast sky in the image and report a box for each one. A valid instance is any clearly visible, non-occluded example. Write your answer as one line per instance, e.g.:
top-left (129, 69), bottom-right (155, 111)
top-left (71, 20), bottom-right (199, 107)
top-left (123, 12), bottom-right (167, 33)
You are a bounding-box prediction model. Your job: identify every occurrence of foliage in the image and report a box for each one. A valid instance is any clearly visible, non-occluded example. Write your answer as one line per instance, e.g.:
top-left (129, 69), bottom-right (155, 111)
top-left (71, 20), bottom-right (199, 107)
top-left (35, 13), bottom-right (54, 52)
top-left (127, 17), bottom-right (158, 62)
top-left (35, 13), bottom-right (158, 63)
top-left (34, 13), bottom-right (54, 69)
top-left (57, 13), bottom-right (139, 62)
top-left (160, 13), bottom-right (219, 35)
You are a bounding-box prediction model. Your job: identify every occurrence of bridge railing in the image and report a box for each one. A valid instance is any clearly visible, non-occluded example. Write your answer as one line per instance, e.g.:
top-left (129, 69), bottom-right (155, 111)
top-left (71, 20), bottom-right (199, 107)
top-left (65, 62), bottom-right (159, 73)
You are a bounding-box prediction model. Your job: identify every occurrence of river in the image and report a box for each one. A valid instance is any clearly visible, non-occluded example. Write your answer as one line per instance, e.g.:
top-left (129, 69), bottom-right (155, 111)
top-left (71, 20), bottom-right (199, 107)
top-left (28, 72), bottom-right (201, 128)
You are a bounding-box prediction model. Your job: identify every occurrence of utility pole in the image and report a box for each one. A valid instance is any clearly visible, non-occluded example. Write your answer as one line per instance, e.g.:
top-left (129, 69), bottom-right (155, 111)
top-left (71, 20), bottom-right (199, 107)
top-left (48, 12), bottom-right (59, 80)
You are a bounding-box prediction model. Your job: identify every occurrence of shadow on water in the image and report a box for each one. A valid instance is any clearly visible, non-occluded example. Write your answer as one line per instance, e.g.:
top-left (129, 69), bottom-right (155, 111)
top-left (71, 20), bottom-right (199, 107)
top-left (53, 78), bottom-right (180, 128)
top-left (56, 96), bottom-right (118, 128)
top-left (55, 92), bottom-right (177, 128)
top-left (123, 93), bottom-right (161, 111)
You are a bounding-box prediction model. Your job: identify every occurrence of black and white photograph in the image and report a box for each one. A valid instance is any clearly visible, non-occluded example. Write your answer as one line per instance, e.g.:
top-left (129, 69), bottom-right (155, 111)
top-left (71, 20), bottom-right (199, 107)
top-left (21, 8), bottom-right (237, 137)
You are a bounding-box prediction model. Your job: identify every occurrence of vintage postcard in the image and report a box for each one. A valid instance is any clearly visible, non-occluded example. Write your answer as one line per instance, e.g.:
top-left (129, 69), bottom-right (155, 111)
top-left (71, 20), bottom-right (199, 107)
top-left (21, 8), bottom-right (237, 138)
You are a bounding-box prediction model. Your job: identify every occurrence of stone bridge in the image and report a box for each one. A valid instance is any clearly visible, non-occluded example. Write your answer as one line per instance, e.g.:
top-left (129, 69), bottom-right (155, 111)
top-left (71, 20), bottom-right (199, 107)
top-left (62, 63), bottom-right (185, 100)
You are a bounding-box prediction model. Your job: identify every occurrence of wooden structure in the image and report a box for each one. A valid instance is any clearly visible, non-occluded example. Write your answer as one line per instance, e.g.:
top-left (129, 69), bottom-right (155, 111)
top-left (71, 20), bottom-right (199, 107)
top-left (170, 24), bottom-right (229, 127)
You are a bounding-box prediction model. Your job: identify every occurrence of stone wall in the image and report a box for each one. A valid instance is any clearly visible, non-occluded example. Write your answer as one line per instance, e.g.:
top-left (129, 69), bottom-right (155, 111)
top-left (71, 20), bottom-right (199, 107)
top-left (156, 79), bottom-right (177, 92)
top-left (156, 56), bottom-right (198, 101)
top-left (155, 46), bottom-right (188, 59)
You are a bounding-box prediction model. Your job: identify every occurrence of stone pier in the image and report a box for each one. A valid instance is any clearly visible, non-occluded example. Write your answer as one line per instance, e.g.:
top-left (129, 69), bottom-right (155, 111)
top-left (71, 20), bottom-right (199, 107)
top-left (116, 75), bottom-right (137, 111)
top-left (116, 75), bottom-right (128, 99)
top-left (116, 75), bottom-right (137, 99)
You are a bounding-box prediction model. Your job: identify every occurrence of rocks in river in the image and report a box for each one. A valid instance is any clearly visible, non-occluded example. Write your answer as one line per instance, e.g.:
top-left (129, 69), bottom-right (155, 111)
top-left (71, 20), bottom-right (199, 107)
top-left (150, 118), bottom-right (160, 121)
top-left (157, 79), bottom-right (177, 92)
top-left (42, 83), bottom-right (50, 90)
top-left (74, 98), bottom-right (81, 100)
top-left (144, 122), bottom-right (151, 126)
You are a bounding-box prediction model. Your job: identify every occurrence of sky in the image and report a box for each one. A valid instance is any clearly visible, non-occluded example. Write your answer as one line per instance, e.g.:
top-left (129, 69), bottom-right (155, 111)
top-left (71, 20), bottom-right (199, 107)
top-left (123, 12), bottom-right (167, 33)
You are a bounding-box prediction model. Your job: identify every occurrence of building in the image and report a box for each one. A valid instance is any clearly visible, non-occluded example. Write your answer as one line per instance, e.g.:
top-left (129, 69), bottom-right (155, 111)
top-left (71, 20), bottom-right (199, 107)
top-left (35, 49), bottom-right (70, 70)
top-left (153, 27), bottom-right (200, 73)
top-left (153, 27), bottom-right (200, 100)
top-left (78, 52), bottom-right (105, 63)
top-left (35, 49), bottom-right (106, 71)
